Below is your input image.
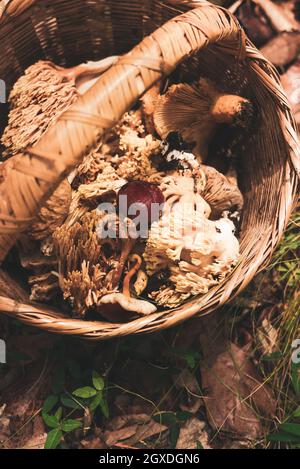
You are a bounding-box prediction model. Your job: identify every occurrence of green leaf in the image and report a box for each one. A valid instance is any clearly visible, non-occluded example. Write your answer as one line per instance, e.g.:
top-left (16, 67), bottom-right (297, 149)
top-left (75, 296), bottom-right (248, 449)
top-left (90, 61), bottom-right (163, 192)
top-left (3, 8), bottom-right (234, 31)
top-left (90, 392), bottom-right (103, 412)
top-left (197, 441), bottom-right (204, 449)
top-left (55, 407), bottom-right (63, 421)
top-left (42, 412), bottom-right (60, 429)
top-left (60, 394), bottom-right (81, 410)
top-left (176, 411), bottom-right (193, 422)
top-left (43, 395), bottom-right (59, 414)
top-left (261, 352), bottom-right (283, 362)
top-left (280, 423), bottom-right (300, 437)
top-left (153, 412), bottom-right (177, 426)
top-left (291, 364), bottom-right (300, 396)
top-left (99, 397), bottom-right (109, 418)
top-left (92, 371), bottom-right (105, 391)
top-left (73, 386), bottom-right (97, 399)
top-left (45, 428), bottom-right (63, 449)
top-left (170, 424), bottom-right (180, 448)
top-left (61, 419), bottom-right (82, 433)
top-left (185, 354), bottom-right (196, 369)
top-left (293, 407), bottom-right (300, 418)
top-left (267, 432), bottom-right (300, 443)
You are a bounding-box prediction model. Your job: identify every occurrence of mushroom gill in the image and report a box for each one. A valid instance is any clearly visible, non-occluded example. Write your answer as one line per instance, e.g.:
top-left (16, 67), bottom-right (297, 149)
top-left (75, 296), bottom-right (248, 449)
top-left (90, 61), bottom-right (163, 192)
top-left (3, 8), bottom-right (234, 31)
top-left (153, 78), bottom-right (253, 161)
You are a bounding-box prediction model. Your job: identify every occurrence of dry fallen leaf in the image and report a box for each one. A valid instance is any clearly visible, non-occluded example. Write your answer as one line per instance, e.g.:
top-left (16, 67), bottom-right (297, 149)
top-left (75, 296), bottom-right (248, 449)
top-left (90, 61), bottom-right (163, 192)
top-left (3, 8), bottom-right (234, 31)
top-left (260, 31), bottom-right (300, 67)
top-left (176, 418), bottom-right (211, 450)
top-left (104, 425), bottom-right (138, 447)
top-left (81, 437), bottom-right (107, 449)
top-left (174, 369), bottom-right (202, 414)
top-left (200, 342), bottom-right (276, 439)
top-left (257, 318), bottom-right (279, 355)
top-left (0, 405), bottom-right (11, 445)
top-left (22, 416), bottom-right (47, 450)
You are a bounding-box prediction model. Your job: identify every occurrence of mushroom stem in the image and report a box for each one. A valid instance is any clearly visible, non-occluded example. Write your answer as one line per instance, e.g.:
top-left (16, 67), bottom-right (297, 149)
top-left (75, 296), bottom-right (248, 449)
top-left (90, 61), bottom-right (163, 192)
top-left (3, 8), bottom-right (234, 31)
top-left (50, 56), bottom-right (119, 94)
top-left (211, 94), bottom-right (251, 125)
top-left (123, 254), bottom-right (143, 297)
top-left (110, 236), bottom-right (137, 290)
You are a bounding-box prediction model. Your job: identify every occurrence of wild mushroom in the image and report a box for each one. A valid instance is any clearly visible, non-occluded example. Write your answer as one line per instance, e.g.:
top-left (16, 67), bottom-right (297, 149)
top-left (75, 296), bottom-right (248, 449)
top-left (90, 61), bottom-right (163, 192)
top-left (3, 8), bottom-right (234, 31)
top-left (53, 209), bottom-right (121, 317)
top-left (134, 269), bottom-right (148, 296)
top-left (18, 242), bottom-right (60, 303)
top-left (144, 202), bottom-right (240, 307)
top-left (53, 180), bottom-right (164, 318)
top-left (153, 78), bottom-right (253, 161)
top-left (115, 112), bottom-right (164, 182)
top-left (159, 171), bottom-right (211, 219)
top-left (1, 57), bottom-right (117, 158)
top-left (118, 180), bottom-right (165, 228)
top-left (30, 178), bottom-right (72, 242)
top-left (108, 181), bottom-right (165, 287)
top-left (99, 254), bottom-right (157, 320)
top-left (201, 165), bottom-right (244, 219)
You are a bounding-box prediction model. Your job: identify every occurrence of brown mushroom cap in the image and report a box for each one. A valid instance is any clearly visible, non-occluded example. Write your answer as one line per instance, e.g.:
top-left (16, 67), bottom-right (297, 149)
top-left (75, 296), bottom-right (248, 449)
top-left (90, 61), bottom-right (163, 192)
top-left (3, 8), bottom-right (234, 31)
top-left (153, 79), bottom-right (252, 162)
top-left (201, 165), bottom-right (244, 218)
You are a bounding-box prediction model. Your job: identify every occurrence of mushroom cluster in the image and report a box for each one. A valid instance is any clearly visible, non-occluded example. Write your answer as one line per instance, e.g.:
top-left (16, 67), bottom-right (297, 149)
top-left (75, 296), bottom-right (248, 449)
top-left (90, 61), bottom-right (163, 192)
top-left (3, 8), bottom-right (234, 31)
top-left (0, 59), bottom-right (251, 321)
top-left (144, 170), bottom-right (240, 307)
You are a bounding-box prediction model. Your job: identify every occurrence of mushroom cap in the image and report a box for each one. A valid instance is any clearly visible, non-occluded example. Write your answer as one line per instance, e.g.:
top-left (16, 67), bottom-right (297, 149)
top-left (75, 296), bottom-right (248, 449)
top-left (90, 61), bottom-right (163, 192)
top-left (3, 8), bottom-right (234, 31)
top-left (153, 82), bottom-right (214, 160)
top-left (100, 293), bottom-right (157, 315)
top-left (153, 79), bottom-right (252, 162)
top-left (201, 164), bottom-right (244, 217)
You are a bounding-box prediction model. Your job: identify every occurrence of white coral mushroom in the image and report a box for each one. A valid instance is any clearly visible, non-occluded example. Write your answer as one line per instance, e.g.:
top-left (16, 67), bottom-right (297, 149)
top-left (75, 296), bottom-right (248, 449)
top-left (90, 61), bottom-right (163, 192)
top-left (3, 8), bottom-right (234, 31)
top-left (144, 204), bottom-right (240, 307)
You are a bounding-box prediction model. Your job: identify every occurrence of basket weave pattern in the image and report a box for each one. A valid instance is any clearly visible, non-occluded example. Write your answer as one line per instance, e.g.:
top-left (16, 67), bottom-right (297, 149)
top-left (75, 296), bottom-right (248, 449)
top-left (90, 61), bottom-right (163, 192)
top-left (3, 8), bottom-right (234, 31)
top-left (0, 0), bottom-right (299, 339)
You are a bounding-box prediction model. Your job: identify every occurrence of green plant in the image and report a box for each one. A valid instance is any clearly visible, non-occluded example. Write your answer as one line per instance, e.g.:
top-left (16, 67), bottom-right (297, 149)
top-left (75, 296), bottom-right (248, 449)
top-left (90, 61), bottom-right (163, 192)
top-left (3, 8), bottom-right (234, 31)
top-left (41, 366), bottom-right (108, 449)
top-left (72, 370), bottom-right (109, 418)
top-left (153, 411), bottom-right (193, 448)
top-left (42, 403), bottom-right (82, 449)
top-left (169, 347), bottom-right (202, 370)
top-left (264, 208), bottom-right (300, 448)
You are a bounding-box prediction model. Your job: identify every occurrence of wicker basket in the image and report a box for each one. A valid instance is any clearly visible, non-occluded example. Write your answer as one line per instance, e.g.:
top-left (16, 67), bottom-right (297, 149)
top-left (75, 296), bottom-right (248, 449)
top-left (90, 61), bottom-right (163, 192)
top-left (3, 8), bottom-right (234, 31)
top-left (0, 0), bottom-right (299, 339)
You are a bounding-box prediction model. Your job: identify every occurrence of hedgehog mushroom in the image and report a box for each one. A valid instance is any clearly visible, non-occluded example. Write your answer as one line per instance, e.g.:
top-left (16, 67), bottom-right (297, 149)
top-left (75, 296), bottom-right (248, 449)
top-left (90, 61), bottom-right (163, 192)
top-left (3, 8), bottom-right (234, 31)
top-left (153, 78), bottom-right (253, 162)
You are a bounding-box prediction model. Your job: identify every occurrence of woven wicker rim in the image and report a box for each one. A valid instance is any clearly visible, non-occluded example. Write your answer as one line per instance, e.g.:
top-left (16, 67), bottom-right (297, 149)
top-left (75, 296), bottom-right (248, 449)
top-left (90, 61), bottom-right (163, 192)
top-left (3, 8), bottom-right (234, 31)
top-left (0, 0), bottom-right (299, 339)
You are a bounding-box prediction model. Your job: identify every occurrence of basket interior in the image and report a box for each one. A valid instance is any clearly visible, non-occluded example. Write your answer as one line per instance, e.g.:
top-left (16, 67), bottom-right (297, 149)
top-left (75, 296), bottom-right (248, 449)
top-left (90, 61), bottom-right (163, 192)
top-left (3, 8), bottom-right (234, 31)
top-left (0, 0), bottom-right (298, 336)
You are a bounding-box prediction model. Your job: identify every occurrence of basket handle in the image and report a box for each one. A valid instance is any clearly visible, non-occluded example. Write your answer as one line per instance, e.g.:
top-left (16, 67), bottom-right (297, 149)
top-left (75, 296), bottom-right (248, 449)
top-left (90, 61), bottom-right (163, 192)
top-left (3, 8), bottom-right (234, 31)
top-left (0, 2), bottom-right (294, 263)
top-left (0, 0), bottom-right (36, 21)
